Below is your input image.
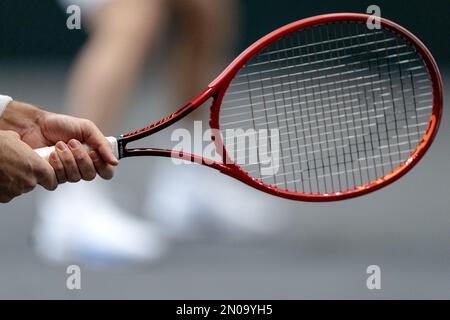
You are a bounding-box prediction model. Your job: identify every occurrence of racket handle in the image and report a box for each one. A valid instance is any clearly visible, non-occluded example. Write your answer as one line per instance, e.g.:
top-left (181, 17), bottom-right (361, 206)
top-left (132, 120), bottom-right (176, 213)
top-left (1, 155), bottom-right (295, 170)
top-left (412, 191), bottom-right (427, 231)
top-left (34, 136), bottom-right (119, 161)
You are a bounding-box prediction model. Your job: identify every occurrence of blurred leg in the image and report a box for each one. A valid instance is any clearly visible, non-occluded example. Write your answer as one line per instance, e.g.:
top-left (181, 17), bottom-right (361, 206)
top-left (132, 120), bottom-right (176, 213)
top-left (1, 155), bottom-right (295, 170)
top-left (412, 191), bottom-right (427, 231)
top-left (33, 0), bottom-right (170, 269)
top-left (66, 0), bottom-right (167, 132)
top-left (168, 0), bottom-right (239, 105)
top-left (145, 1), bottom-right (260, 241)
top-left (149, 1), bottom-right (287, 240)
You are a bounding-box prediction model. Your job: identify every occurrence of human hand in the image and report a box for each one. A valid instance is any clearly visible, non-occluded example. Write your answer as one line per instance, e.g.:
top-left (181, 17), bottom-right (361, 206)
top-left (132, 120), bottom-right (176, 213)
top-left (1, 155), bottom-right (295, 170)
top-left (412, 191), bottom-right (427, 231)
top-left (0, 101), bottom-right (118, 184)
top-left (0, 130), bottom-right (57, 203)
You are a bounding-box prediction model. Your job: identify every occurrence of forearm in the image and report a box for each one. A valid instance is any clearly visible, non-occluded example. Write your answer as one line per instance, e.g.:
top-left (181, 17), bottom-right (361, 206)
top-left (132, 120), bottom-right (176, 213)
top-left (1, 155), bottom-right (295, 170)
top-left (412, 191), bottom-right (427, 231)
top-left (0, 100), bottom-right (45, 137)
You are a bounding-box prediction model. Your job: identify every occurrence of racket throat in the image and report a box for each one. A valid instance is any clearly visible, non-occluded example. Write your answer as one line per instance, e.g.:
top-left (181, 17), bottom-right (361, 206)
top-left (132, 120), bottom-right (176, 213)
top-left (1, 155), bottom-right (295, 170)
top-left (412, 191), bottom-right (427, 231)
top-left (117, 136), bottom-right (126, 159)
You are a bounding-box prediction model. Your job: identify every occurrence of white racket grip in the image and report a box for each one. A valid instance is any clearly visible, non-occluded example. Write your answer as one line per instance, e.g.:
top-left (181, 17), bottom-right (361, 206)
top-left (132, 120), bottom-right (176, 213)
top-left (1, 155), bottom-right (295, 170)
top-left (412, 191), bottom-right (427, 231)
top-left (34, 136), bottom-right (119, 162)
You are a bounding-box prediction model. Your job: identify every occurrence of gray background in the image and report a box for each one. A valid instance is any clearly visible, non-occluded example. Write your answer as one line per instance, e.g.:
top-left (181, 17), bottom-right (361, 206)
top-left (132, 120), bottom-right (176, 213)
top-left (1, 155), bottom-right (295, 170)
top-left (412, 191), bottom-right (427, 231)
top-left (0, 0), bottom-right (449, 299)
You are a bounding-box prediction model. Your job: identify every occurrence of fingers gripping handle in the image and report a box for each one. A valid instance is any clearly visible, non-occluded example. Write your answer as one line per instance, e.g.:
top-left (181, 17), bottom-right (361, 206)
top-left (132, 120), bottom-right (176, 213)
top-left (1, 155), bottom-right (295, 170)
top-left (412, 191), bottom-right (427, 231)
top-left (34, 136), bottom-right (119, 161)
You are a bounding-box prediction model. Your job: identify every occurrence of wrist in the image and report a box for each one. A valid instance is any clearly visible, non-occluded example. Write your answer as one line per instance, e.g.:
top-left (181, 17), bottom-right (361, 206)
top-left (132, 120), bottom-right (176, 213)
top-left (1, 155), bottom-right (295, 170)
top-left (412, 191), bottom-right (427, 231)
top-left (0, 100), bottom-right (45, 136)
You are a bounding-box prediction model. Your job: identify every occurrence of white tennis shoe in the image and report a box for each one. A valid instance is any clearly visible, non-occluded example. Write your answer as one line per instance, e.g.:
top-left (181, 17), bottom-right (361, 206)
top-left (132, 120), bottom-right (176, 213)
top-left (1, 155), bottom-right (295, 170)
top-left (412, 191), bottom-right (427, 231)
top-left (33, 180), bottom-right (167, 268)
top-left (145, 162), bottom-right (287, 241)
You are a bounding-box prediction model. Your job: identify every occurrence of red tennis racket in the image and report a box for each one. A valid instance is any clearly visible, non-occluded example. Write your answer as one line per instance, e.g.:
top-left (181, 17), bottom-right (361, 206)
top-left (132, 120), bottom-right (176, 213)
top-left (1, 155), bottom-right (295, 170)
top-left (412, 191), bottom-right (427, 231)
top-left (35, 13), bottom-right (443, 201)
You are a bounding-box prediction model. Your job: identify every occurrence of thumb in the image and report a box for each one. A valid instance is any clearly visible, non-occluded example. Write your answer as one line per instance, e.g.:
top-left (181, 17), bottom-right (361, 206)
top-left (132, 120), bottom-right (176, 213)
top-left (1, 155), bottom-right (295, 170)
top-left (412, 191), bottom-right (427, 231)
top-left (80, 120), bottom-right (119, 166)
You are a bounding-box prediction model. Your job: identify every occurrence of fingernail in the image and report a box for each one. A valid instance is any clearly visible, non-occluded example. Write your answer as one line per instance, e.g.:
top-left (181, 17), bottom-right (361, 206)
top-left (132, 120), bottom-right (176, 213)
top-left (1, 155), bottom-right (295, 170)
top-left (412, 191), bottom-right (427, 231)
top-left (56, 142), bottom-right (67, 151)
top-left (69, 140), bottom-right (81, 150)
top-left (50, 152), bottom-right (58, 161)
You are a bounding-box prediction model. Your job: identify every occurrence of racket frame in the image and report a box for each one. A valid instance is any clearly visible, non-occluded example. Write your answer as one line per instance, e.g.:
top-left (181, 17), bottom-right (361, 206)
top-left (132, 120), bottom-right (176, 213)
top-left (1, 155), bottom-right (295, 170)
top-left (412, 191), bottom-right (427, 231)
top-left (117, 13), bottom-right (443, 201)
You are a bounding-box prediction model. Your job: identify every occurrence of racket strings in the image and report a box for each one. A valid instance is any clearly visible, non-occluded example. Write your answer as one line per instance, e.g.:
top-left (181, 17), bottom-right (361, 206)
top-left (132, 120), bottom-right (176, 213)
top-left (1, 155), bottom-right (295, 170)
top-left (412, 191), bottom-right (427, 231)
top-left (220, 21), bottom-right (433, 194)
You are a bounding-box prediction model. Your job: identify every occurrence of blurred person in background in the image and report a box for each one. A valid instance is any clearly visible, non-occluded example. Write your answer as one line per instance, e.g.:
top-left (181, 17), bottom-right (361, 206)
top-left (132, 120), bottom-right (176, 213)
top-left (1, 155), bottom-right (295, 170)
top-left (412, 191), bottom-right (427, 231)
top-left (35, 0), bottom-right (283, 267)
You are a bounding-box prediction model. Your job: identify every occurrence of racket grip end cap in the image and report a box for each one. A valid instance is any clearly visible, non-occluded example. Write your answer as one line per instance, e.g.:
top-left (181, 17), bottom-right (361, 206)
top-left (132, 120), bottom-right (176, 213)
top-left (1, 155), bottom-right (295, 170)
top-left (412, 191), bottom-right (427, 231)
top-left (34, 136), bottom-right (119, 161)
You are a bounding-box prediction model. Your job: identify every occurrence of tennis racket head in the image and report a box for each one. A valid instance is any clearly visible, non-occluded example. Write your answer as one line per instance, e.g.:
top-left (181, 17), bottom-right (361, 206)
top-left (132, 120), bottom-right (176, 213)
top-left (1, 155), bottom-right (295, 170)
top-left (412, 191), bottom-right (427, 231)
top-left (208, 13), bottom-right (443, 201)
